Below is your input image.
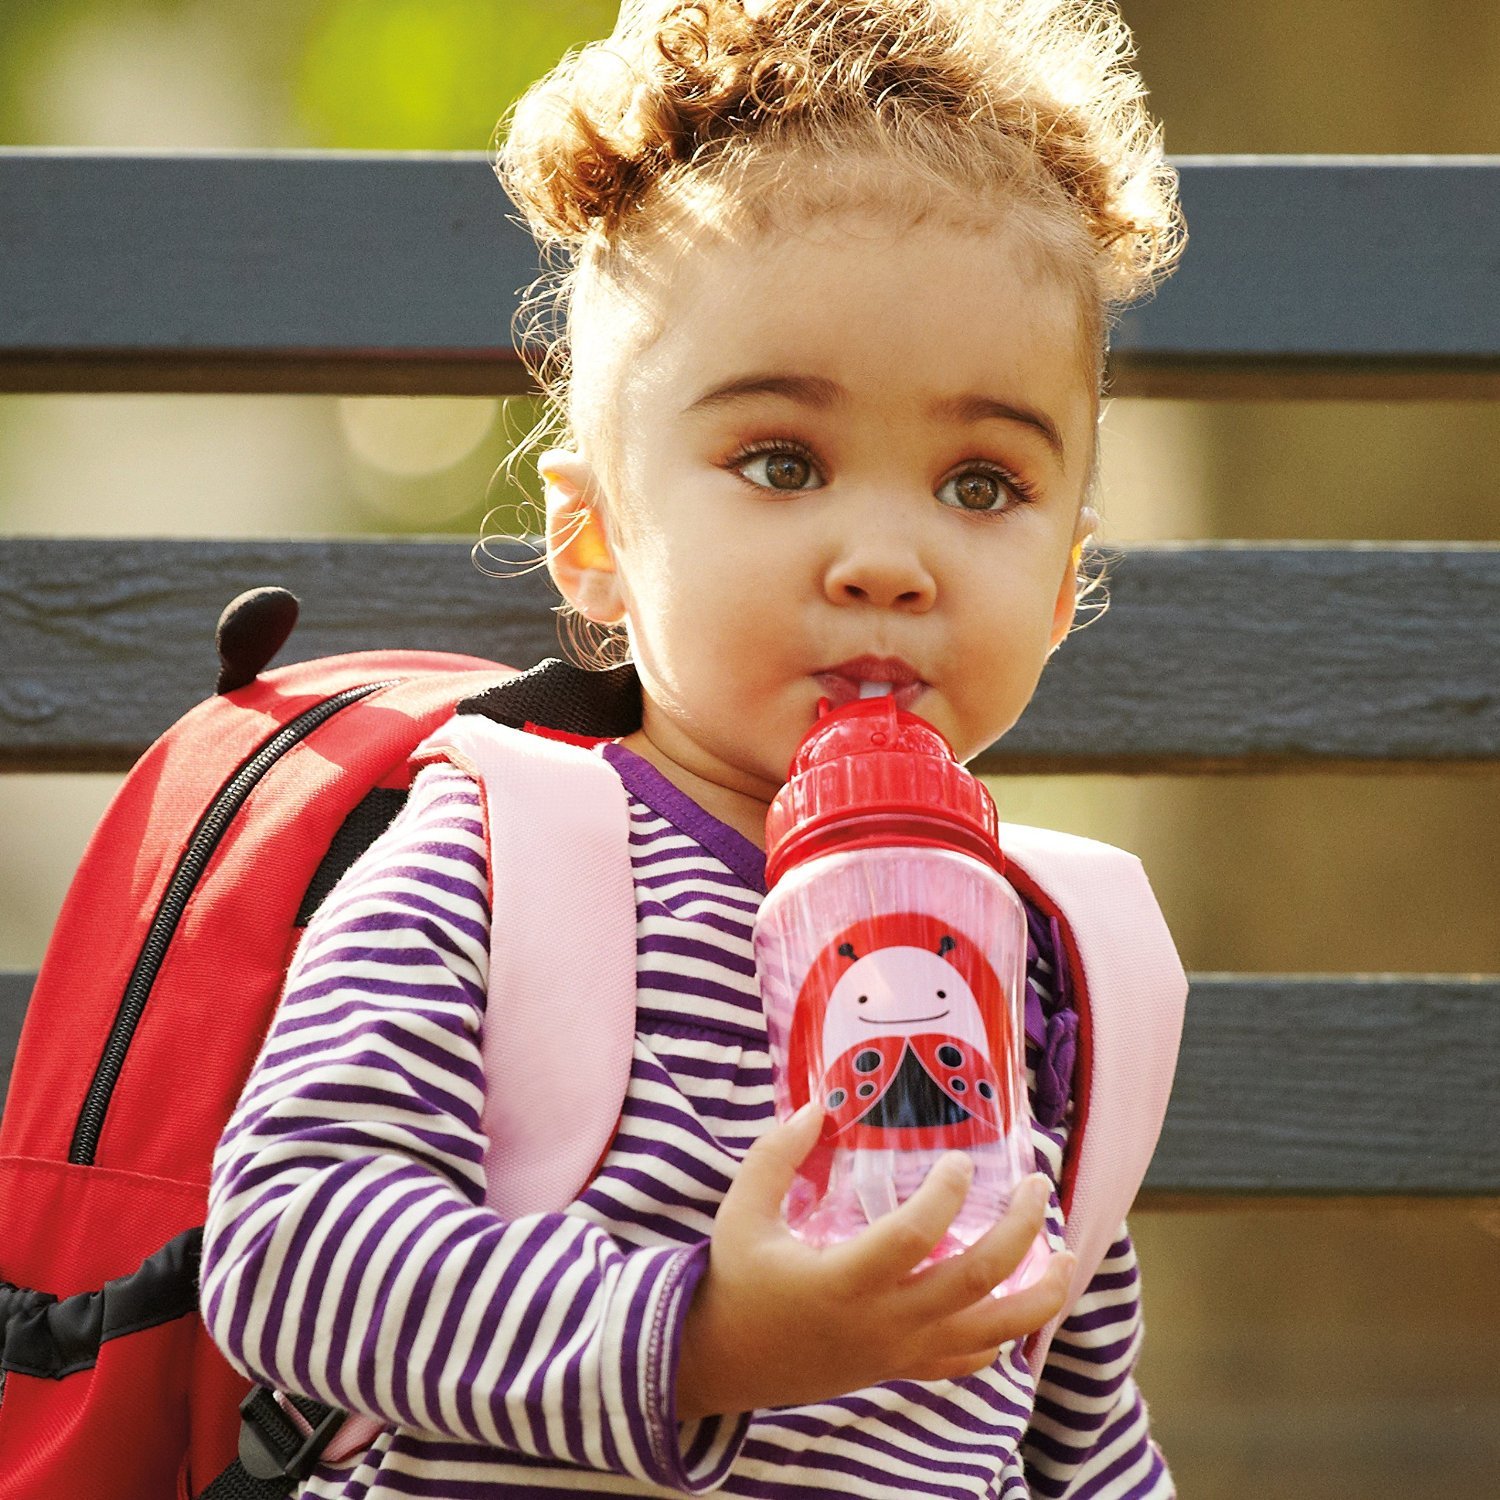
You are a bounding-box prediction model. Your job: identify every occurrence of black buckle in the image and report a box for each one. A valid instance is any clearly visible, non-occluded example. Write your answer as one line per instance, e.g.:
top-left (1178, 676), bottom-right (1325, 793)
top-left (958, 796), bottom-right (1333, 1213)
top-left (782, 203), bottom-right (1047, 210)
top-left (237, 1385), bottom-right (346, 1482)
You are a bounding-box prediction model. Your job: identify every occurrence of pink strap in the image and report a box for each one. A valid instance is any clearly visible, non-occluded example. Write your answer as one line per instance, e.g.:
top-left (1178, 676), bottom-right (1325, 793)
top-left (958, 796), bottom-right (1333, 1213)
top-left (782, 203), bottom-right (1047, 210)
top-left (415, 714), bottom-right (637, 1219)
top-left (321, 715), bottom-right (637, 1464)
top-left (1000, 824), bottom-right (1187, 1375)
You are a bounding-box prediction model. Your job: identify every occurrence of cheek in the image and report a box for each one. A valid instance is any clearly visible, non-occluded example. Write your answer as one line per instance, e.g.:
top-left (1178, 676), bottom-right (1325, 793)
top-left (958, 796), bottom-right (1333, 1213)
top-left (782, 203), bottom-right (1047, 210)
top-left (951, 571), bottom-right (1049, 663)
top-left (617, 539), bottom-right (758, 688)
top-left (976, 547), bottom-right (1070, 640)
top-left (939, 593), bottom-right (1058, 751)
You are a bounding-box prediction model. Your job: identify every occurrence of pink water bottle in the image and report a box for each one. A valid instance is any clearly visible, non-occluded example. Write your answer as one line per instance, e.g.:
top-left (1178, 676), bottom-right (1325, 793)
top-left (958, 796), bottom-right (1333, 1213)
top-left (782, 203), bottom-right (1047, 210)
top-left (754, 695), bottom-right (1048, 1288)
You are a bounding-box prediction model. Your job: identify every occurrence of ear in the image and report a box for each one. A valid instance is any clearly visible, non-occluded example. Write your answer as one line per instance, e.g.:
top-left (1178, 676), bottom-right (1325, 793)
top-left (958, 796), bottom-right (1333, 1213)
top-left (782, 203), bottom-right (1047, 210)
top-left (1050, 505), bottom-right (1099, 650)
top-left (539, 448), bottom-right (626, 625)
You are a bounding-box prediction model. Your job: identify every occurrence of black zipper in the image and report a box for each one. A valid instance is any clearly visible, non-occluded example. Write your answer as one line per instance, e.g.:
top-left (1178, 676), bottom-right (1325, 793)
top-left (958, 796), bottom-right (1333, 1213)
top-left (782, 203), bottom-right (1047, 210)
top-left (68, 681), bottom-right (398, 1165)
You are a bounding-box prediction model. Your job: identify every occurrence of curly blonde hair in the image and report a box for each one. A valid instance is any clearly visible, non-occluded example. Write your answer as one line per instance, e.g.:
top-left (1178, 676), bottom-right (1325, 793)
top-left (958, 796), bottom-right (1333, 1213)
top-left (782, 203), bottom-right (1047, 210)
top-left (488, 0), bottom-right (1183, 656)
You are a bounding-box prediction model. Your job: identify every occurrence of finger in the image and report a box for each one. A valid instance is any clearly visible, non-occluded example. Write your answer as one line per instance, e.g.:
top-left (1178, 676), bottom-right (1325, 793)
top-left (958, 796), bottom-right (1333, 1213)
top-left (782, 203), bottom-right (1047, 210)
top-left (720, 1102), bottom-right (825, 1231)
top-left (898, 1347), bottom-right (1004, 1386)
top-left (927, 1248), bottom-right (1075, 1354)
top-left (825, 1151), bottom-right (975, 1292)
top-left (901, 1174), bottom-right (1055, 1318)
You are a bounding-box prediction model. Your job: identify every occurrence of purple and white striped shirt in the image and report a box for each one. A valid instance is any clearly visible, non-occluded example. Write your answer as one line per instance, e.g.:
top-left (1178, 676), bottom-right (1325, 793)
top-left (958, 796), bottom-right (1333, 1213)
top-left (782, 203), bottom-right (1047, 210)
top-left (201, 742), bottom-right (1171, 1497)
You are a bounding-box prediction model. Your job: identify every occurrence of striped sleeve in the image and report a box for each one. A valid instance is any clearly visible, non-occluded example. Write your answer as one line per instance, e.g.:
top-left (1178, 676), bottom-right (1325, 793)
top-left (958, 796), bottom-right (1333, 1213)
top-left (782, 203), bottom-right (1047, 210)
top-left (198, 762), bottom-right (744, 1494)
top-left (1020, 1226), bottom-right (1173, 1498)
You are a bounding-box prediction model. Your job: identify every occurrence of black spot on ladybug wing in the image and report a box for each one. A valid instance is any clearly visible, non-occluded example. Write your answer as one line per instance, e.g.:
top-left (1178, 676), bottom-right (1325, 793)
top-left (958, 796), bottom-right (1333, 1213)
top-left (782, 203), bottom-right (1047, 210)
top-left (855, 1044), bottom-right (972, 1131)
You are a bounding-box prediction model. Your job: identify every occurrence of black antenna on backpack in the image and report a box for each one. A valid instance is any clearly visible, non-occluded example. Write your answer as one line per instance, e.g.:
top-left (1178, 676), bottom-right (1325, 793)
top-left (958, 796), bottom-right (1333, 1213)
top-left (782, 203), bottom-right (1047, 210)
top-left (215, 586), bottom-right (300, 694)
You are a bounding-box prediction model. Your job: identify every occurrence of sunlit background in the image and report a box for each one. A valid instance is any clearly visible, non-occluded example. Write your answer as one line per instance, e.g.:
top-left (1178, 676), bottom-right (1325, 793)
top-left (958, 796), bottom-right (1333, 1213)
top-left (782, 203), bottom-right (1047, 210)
top-left (3, 1), bottom-right (1498, 1493)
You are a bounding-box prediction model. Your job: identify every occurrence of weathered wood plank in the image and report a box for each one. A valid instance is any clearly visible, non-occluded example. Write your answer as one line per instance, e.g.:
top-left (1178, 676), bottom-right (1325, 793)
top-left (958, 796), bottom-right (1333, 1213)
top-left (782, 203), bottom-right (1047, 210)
top-left (3, 970), bottom-right (1495, 1196)
top-left (1, 153), bottom-right (1496, 397)
top-left (0, 971), bottom-right (25, 1121)
top-left (1114, 156), bottom-right (1500, 397)
top-left (1143, 975), bottom-right (1500, 1196)
top-left (3, 539), bottom-right (1497, 772)
top-left (0, 151), bottom-right (532, 395)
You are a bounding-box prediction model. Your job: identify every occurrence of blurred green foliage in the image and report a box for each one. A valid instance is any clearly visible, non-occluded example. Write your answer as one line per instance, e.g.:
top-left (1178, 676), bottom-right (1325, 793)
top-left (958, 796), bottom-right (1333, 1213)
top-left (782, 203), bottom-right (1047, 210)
top-left (295, 0), bottom-right (617, 150)
top-left (0, 0), bottom-right (94, 141)
top-left (347, 392), bottom-right (555, 539)
top-left (0, 0), bottom-right (617, 150)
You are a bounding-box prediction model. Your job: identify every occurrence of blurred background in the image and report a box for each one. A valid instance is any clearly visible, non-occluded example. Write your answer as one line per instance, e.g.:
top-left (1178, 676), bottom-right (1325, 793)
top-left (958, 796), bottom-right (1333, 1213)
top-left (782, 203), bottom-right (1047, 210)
top-left (2, 0), bottom-right (1497, 1492)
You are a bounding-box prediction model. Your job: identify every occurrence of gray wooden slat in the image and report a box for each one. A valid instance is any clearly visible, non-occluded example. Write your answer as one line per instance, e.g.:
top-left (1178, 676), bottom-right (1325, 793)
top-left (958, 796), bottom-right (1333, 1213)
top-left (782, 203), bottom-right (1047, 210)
top-left (1143, 975), bottom-right (1500, 1196)
top-left (2, 153), bottom-right (1496, 397)
top-left (0, 971), bottom-right (26, 1122)
top-left (1116, 156), bottom-right (1500, 397)
top-left (3, 538), bottom-right (1497, 772)
top-left (0, 150), bottom-right (532, 396)
top-left (2, 970), bottom-right (1495, 1196)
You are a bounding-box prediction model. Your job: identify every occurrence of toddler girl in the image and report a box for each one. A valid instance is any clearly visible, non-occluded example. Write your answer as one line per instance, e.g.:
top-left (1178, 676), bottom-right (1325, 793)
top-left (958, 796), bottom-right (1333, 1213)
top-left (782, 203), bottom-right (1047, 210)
top-left (200, 1), bottom-right (1186, 1495)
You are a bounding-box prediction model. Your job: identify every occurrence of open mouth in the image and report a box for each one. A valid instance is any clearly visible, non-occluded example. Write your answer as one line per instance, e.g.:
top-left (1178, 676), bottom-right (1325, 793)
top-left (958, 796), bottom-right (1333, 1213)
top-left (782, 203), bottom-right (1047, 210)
top-left (815, 675), bottom-right (928, 712)
top-left (814, 655), bottom-right (926, 713)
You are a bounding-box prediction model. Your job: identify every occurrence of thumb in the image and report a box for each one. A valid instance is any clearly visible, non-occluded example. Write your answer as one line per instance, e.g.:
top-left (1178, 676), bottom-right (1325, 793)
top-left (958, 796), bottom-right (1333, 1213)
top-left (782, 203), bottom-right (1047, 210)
top-left (724, 1103), bottom-right (824, 1229)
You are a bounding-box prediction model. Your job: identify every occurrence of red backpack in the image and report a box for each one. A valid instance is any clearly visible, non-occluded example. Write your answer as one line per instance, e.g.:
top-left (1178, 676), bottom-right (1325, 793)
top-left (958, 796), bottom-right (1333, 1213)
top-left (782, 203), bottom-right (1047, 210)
top-left (0, 587), bottom-right (523, 1499)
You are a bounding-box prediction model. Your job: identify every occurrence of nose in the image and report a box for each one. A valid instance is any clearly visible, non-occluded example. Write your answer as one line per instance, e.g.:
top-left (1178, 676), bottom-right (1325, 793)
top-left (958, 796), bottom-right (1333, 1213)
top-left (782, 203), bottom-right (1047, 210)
top-left (823, 531), bottom-right (937, 612)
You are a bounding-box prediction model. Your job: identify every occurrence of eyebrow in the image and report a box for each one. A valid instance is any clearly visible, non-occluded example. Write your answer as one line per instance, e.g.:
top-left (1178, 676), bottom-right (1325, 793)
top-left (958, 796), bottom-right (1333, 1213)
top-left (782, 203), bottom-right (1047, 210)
top-left (683, 372), bottom-right (1066, 461)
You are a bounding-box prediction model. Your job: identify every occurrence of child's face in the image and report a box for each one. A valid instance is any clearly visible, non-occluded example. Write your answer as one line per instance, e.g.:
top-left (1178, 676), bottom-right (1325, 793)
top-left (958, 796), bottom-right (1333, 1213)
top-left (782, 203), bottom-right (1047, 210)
top-left (544, 208), bottom-right (1097, 834)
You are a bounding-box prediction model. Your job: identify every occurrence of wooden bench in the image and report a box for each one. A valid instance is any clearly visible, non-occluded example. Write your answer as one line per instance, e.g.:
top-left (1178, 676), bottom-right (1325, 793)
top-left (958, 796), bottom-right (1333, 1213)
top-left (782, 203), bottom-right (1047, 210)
top-left (2, 148), bottom-right (1497, 1205)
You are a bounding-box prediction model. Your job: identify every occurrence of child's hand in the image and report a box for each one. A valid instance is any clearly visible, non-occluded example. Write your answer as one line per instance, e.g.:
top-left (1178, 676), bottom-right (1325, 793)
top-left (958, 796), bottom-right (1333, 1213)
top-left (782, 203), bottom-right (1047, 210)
top-left (676, 1104), bottom-right (1074, 1420)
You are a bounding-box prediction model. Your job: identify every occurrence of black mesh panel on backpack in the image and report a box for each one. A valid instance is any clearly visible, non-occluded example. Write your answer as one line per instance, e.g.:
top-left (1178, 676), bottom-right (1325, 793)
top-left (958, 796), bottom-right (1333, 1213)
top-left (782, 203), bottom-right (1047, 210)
top-left (294, 788), bottom-right (409, 926)
top-left (457, 657), bottom-right (642, 737)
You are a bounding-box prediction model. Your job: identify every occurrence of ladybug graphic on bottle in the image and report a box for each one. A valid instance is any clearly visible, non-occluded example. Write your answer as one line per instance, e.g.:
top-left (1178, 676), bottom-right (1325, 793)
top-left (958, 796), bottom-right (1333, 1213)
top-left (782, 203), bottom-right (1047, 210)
top-left (797, 911), bottom-right (1013, 1147)
top-left (756, 695), bottom-right (1043, 1282)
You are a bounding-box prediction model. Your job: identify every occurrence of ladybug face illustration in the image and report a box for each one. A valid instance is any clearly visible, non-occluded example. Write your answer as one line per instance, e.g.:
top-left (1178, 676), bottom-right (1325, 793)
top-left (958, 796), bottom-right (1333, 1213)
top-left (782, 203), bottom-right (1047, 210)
top-left (821, 946), bottom-right (988, 1065)
top-left (786, 911), bottom-right (1016, 1151)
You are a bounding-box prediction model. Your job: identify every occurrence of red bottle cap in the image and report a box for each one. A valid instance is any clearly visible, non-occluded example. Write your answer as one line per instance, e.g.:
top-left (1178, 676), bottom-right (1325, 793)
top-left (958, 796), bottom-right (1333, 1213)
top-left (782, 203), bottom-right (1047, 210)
top-left (764, 696), bottom-right (1004, 888)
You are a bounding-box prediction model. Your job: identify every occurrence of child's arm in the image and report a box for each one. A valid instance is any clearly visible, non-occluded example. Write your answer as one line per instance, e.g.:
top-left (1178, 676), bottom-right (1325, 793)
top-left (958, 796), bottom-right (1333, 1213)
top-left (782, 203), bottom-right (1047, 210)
top-left (1020, 1225), bottom-right (1173, 1497)
top-left (198, 764), bottom-right (743, 1494)
top-left (677, 1106), bottom-right (1075, 1418)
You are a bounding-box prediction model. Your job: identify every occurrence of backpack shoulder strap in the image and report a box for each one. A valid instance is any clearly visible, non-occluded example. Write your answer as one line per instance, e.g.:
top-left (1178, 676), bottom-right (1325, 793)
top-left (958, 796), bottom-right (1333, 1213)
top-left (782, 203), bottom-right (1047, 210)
top-left (413, 713), bottom-right (638, 1220)
top-left (317, 715), bottom-right (639, 1469)
top-left (996, 824), bottom-right (1187, 1374)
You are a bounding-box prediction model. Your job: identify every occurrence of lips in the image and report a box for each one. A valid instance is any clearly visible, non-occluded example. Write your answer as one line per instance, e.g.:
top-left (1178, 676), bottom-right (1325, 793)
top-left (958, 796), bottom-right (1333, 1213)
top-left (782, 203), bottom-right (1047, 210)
top-left (814, 655), bottom-right (928, 711)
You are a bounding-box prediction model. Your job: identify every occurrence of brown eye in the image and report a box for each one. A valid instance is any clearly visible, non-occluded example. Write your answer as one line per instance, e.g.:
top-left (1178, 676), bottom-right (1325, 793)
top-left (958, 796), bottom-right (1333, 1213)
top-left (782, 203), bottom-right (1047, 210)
top-left (764, 452), bottom-right (812, 489)
top-left (937, 464), bottom-right (1034, 515)
top-left (736, 447), bottom-right (823, 492)
top-left (951, 472), bottom-right (1001, 510)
